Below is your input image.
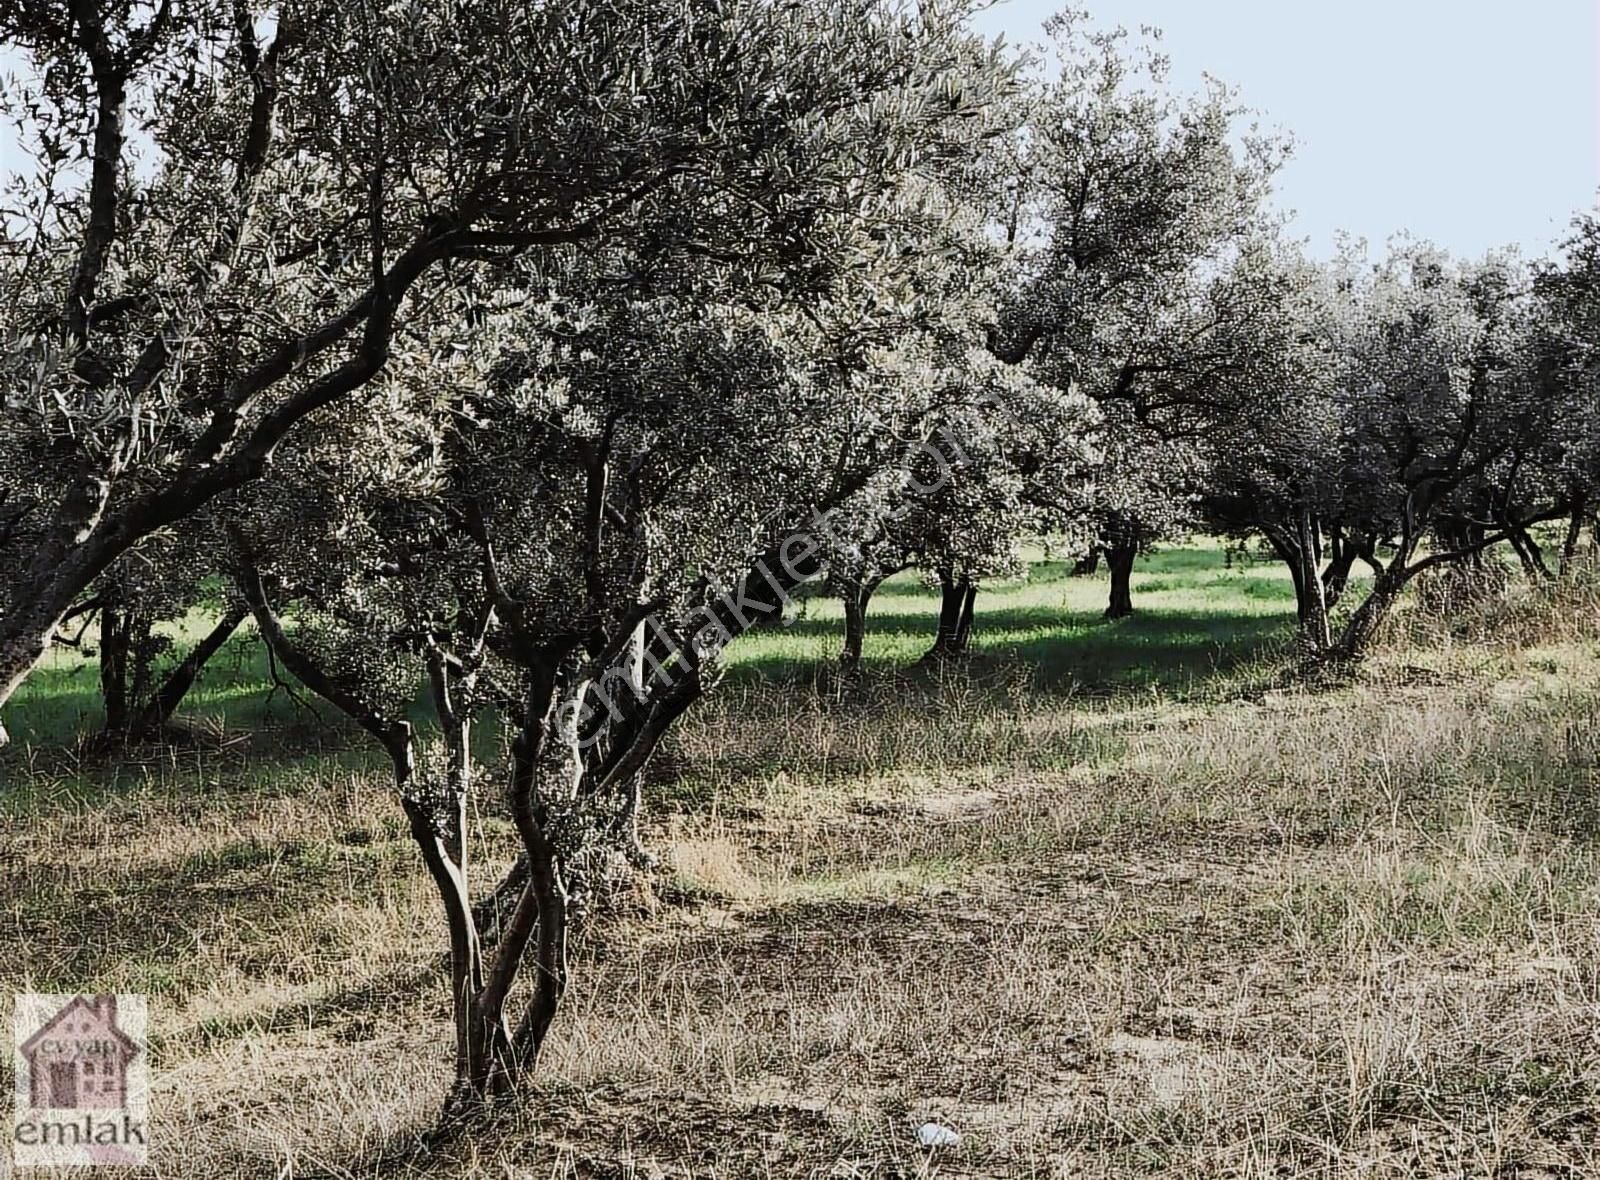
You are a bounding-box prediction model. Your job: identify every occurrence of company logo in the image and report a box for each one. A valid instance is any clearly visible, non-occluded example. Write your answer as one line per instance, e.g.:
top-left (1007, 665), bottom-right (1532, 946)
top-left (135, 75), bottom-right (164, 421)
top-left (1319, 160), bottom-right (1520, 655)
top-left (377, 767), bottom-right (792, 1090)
top-left (11, 994), bottom-right (149, 1168)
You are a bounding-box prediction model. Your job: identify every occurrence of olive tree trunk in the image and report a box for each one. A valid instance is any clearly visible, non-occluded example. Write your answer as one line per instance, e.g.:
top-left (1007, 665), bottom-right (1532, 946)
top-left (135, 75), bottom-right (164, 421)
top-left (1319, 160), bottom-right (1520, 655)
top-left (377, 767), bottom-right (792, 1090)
top-left (96, 602), bottom-right (248, 740)
top-left (1104, 544), bottom-right (1136, 620)
top-left (838, 574), bottom-right (886, 672)
top-left (1561, 499), bottom-right (1588, 573)
top-left (1325, 569), bottom-right (1405, 665)
top-left (98, 604), bottom-right (134, 735)
top-left (925, 574), bottom-right (977, 659)
top-left (129, 605), bottom-right (250, 736)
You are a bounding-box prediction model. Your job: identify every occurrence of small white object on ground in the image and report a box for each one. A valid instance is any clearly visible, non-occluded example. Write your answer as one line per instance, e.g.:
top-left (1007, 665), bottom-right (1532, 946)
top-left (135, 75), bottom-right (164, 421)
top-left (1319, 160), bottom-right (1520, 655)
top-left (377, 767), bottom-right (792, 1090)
top-left (916, 1122), bottom-right (962, 1149)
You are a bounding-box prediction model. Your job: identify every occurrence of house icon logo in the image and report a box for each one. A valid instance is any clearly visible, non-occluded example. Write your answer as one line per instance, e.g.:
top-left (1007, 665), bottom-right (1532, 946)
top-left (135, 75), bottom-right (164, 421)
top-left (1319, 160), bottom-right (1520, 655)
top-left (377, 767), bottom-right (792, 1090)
top-left (11, 993), bottom-right (149, 1168)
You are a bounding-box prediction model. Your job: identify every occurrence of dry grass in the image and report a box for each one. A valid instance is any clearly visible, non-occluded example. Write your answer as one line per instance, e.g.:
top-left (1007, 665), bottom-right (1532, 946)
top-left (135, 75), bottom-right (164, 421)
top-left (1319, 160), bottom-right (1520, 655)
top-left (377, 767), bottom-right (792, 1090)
top-left (3, 550), bottom-right (1600, 1177)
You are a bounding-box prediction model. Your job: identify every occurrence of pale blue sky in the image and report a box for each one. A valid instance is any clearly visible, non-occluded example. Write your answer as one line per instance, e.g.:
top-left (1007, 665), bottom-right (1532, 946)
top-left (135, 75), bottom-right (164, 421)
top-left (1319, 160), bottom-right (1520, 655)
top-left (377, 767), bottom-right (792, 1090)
top-left (2, 4), bottom-right (1593, 261)
top-left (974, 0), bottom-right (1600, 260)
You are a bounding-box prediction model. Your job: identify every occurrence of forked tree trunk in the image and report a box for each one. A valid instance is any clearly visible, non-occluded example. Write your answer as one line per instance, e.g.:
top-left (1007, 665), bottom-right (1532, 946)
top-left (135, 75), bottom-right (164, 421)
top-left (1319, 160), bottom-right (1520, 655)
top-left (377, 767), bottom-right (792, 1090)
top-left (1320, 535), bottom-right (1359, 611)
top-left (1263, 518), bottom-right (1333, 656)
top-left (1104, 544), bottom-right (1136, 620)
top-left (378, 715), bottom-right (525, 1119)
top-left (1327, 571), bottom-right (1404, 665)
top-left (505, 784), bottom-right (568, 1072)
top-left (461, 693), bottom-right (569, 1104)
top-left (233, 531), bottom-right (829, 1121)
top-left (925, 574), bottom-right (975, 659)
top-left (1297, 570), bottom-right (1331, 655)
top-left (128, 605), bottom-right (249, 736)
top-left (236, 553), bottom-right (530, 1116)
top-left (415, 643), bottom-right (580, 1116)
top-left (416, 648), bottom-right (512, 1115)
top-left (1505, 519), bottom-right (1552, 581)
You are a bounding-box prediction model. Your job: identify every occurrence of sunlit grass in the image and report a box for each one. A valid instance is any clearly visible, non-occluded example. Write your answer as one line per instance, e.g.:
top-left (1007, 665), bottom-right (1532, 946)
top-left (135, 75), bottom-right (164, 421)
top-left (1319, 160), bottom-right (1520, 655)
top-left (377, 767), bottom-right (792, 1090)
top-left (731, 538), bottom-right (1304, 693)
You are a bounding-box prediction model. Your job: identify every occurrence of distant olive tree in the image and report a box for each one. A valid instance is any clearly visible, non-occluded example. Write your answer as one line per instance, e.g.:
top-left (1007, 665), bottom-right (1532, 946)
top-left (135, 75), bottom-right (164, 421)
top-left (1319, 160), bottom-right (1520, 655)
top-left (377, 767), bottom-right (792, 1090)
top-left (1204, 240), bottom-right (1573, 664)
top-left (1532, 213), bottom-right (1600, 569)
top-left (89, 516), bottom-right (246, 741)
top-left (1071, 405), bottom-right (1205, 619)
top-left (979, 15), bottom-right (1282, 625)
top-left (825, 362), bottom-right (1095, 667)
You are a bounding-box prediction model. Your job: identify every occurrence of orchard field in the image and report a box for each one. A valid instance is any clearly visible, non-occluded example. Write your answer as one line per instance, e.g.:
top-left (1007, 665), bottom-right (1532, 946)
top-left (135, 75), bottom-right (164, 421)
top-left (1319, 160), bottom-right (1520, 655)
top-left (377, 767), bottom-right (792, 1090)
top-left (3, 1), bottom-right (1600, 1176)
top-left (3, 545), bottom-right (1598, 1178)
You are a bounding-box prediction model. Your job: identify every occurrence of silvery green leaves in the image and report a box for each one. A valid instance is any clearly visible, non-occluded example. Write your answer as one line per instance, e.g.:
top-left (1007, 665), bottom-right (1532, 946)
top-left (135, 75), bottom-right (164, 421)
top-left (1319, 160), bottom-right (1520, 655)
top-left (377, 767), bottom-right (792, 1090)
top-left (0, 0), bottom-right (1016, 740)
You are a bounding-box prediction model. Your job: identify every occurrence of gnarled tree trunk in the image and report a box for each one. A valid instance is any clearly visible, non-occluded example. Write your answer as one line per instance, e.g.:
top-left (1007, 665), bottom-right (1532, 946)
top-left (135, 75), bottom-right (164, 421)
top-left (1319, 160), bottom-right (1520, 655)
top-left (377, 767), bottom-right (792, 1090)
top-left (1561, 498), bottom-right (1588, 574)
top-left (1293, 510), bottom-right (1330, 653)
top-left (236, 548), bottom-right (530, 1115)
top-left (1503, 516), bottom-right (1552, 581)
top-left (1327, 570), bottom-right (1404, 665)
top-left (1320, 528), bottom-right (1359, 611)
top-left (1261, 515), bottom-right (1335, 656)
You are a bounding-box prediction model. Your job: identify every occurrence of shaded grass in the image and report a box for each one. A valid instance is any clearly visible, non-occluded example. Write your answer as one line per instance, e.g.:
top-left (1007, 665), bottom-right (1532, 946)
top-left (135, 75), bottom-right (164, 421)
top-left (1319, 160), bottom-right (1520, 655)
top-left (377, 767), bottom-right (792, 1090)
top-left (0, 541), bottom-right (1329, 758)
top-left (4, 626), bottom-right (281, 747)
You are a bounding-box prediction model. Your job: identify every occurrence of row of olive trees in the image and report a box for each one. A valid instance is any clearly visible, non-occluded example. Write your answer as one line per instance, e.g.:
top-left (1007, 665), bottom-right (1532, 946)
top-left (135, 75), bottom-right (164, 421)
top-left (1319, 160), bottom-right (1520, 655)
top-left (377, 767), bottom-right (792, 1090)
top-left (898, 229), bottom-right (1600, 662)
top-left (822, 16), bottom-right (1600, 660)
top-left (4, 0), bottom-right (1600, 1130)
top-left (1198, 237), bottom-right (1600, 663)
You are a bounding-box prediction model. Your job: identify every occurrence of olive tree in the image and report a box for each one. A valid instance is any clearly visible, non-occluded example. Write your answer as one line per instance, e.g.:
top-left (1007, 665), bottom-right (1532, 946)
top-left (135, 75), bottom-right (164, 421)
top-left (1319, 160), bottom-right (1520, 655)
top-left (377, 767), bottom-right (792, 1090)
top-left (1198, 240), bottom-right (1356, 648)
top-left (241, 283), bottom-right (1016, 1114)
top-left (1532, 212), bottom-right (1600, 568)
top-left (979, 15), bottom-right (1280, 624)
top-left (0, 0), bottom-right (991, 746)
top-left (826, 353), bottom-right (1089, 667)
top-left (214, 1), bottom-right (1019, 1118)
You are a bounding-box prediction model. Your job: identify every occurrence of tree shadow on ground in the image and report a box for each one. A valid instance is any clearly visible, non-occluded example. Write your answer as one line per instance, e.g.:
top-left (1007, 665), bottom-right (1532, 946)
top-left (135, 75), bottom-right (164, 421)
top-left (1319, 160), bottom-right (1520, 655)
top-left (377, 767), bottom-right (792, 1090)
top-left (865, 557), bottom-right (1079, 599)
top-left (732, 604), bottom-right (1291, 699)
top-left (4, 546), bottom-right (1295, 784)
